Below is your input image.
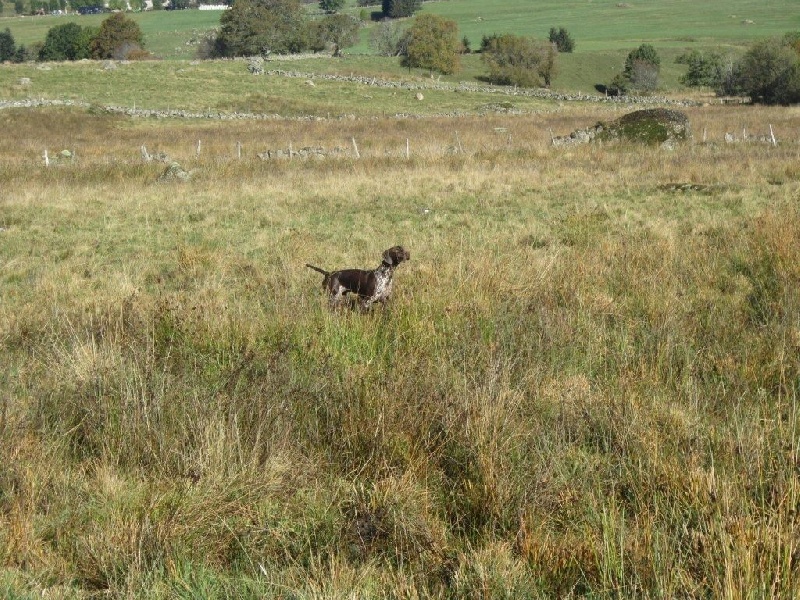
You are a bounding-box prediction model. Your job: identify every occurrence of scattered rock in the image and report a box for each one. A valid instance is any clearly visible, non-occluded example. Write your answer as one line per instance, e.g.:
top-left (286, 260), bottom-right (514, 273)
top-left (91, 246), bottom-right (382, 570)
top-left (18, 78), bottom-right (31, 86)
top-left (158, 161), bottom-right (191, 182)
top-left (305, 79), bottom-right (315, 86)
top-left (103, 61), bottom-right (117, 70)
top-left (415, 92), bottom-right (424, 101)
top-left (247, 57), bottom-right (264, 75)
top-left (657, 182), bottom-right (717, 193)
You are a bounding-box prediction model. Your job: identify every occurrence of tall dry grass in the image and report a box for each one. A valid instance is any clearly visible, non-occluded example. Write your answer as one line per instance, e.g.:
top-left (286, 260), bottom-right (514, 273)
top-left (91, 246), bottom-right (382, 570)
top-left (1, 104), bottom-right (799, 598)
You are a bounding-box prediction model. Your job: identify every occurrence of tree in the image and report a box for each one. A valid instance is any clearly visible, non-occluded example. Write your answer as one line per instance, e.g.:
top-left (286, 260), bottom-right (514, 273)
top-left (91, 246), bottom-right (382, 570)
top-left (678, 49), bottom-right (723, 88)
top-left (482, 33), bottom-right (557, 88)
top-left (382, 0), bottom-right (420, 19)
top-left (784, 31), bottom-right (800, 55)
top-left (616, 43), bottom-right (660, 92)
top-left (90, 13), bottom-right (145, 59)
top-left (548, 27), bottom-right (574, 53)
top-left (736, 38), bottom-right (800, 104)
top-left (39, 22), bottom-right (91, 61)
top-left (309, 14), bottom-right (359, 56)
top-left (624, 43), bottom-right (660, 76)
top-left (319, 0), bottom-right (344, 14)
top-left (214, 0), bottom-right (308, 57)
top-left (369, 19), bottom-right (404, 56)
top-left (0, 28), bottom-right (15, 62)
top-left (400, 13), bottom-right (460, 76)
top-left (14, 0), bottom-right (24, 15)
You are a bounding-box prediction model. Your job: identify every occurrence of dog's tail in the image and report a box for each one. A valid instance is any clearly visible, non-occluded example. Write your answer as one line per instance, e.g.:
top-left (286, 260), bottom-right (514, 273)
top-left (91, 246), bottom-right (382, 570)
top-left (305, 263), bottom-right (329, 276)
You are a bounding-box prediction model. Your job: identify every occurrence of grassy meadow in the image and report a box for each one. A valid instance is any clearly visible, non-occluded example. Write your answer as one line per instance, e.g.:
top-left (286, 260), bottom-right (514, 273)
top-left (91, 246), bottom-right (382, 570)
top-left (1, 94), bottom-right (800, 597)
top-left (1, 0), bottom-right (800, 597)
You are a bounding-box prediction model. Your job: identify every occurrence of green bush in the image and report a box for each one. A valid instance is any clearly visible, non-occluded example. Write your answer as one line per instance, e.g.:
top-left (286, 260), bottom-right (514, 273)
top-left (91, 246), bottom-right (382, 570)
top-left (400, 13), bottom-right (461, 76)
top-left (482, 33), bottom-right (557, 88)
top-left (39, 22), bottom-right (93, 61)
top-left (548, 27), bottom-right (574, 53)
top-left (214, 0), bottom-right (308, 57)
top-left (736, 37), bottom-right (800, 104)
top-left (0, 28), bottom-right (15, 62)
top-left (678, 49), bottom-right (724, 88)
top-left (319, 0), bottom-right (344, 13)
top-left (382, 0), bottom-right (420, 19)
top-left (89, 13), bottom-right (144, 60)
top-left (308, 14), bottom-right (360, 56)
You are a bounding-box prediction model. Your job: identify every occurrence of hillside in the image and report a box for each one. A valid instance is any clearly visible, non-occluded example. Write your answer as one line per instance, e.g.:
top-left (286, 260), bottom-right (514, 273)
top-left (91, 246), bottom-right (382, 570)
top-left (1, 0), bottom-right (799, 94)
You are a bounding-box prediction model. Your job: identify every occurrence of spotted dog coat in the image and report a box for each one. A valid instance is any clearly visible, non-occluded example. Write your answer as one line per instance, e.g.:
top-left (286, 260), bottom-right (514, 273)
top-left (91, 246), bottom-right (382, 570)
top-left (306, 246), bottom-right (410, 310)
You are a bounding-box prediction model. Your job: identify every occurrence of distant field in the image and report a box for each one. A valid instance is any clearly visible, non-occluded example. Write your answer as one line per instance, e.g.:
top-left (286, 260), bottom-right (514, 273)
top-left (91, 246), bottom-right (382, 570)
top-left (419, 0), bottom-right (800, 52)
top-left (4, 0), bottom-right (797, 53)
top-left (1, 0), bottom-right (798, 81)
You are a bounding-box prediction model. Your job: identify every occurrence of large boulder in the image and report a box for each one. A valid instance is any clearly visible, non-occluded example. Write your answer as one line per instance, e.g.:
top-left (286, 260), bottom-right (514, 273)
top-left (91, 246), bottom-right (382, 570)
top-left (553, 108), bottom-right (690, 146)
top-left (598, 108), bottom-right (690, 144)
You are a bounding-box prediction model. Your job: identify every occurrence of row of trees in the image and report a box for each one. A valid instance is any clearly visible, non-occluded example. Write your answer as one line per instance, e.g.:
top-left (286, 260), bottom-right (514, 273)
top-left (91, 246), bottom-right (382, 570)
top-left (210, 0), bottom-right (360, 57)
top-left (0, 13), bottom-right (145, 62)
top-left (680, 33), bottom-right (800, 105)
top-left (609, 33), bottom-right (800, 104)
top-left (209, 0), bottom-right (427, 58)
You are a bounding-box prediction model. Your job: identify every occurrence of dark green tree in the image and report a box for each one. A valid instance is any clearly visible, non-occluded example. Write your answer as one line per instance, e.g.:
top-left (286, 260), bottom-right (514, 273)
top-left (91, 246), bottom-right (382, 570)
top-left (784, 31), bottom-right (800, 55)
top-left (678, 50), bottom-right (723, 88)
top-left (382, 0), bottom-right (420, 19)
top-left (39, 22), bottom-right (91, 61)
top-left (319, 0), bottom-right (344, 14)
top-left (14, 0), bottom-right (24, 15)
top-left (214, 0), bottom-right (308, 57)
top-left (624, 43), bottom-right (660, 76)
top-left (400, 13), bottom-right (460, 75)
top-left (548, 27), bottom-right (574, 53)
top-left (0, 28), bottom-right (15, 62)
top-left (14, 44), bottom-right (29, 62)
top-left (90, 13), bottom-right (144, 59)
top-left (617, 43), bottom-right (660, 91)
top-left (736, 37), bottom-right (800, 104)
top-left (309, 14), bottom-right (359, 56)
top-left (482, 33), bottom-right (557, 87)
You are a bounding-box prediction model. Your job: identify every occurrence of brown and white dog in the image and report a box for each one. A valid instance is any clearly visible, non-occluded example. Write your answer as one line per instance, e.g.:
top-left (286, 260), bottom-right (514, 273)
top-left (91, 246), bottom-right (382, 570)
top-left (306, 246), bottom-right (410, 310)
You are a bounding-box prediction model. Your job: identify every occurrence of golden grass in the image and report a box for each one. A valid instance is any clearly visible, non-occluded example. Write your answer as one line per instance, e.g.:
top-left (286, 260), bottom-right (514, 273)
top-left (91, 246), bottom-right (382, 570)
top-left (1, 102), bottom-right (799, 598)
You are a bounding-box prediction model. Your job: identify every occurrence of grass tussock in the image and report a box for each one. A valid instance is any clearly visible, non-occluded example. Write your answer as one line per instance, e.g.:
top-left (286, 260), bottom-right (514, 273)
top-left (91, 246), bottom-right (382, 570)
top-left (1, 104), bottom-right (799, 598)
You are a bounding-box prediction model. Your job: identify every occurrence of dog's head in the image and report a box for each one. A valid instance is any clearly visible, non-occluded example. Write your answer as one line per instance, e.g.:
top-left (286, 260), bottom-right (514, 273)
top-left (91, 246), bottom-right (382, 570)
top-left (382, 246), bottom-right (410, 267)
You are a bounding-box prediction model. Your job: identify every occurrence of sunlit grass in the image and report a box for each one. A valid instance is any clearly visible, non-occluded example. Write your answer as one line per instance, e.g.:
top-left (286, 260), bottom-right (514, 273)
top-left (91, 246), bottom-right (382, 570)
top-left (1, 99), bottom-right (799, 597)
